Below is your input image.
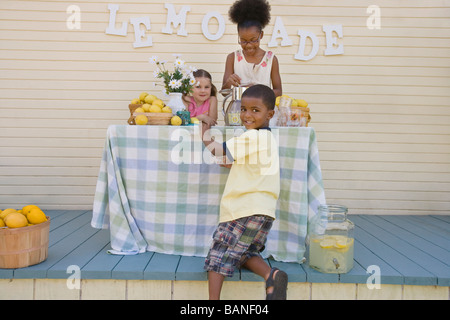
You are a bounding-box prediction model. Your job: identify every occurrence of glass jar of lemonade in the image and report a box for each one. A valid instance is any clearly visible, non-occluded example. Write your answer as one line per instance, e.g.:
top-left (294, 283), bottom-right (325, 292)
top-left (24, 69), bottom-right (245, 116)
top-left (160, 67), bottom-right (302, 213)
top-left (309, 204), bottom-right (354, 274)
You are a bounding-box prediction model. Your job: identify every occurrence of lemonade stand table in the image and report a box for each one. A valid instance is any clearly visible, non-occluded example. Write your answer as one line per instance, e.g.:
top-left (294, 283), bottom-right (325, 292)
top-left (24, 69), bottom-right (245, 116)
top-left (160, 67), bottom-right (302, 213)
top-left (92, 125), bottom-right (326, 263)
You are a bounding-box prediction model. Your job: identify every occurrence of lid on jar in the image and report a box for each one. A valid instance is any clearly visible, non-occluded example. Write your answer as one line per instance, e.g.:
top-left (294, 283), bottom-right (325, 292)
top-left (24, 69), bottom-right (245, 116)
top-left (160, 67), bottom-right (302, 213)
top-left (318, 204), bottom-right (348, 221)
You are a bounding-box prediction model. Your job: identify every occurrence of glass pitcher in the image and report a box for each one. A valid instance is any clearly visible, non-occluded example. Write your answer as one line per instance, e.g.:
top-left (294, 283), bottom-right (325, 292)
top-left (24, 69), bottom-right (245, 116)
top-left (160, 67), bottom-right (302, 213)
top-left (225, 99), bottom-right (242, 126)
top-left (309, 204), bottom-right (354, 273)
top-left (220, 86), bottom-right (247, 126)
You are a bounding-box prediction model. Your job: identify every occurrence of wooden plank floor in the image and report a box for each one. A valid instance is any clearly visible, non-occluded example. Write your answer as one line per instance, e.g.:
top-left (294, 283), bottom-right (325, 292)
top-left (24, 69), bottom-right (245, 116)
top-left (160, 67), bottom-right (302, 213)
top-left (1, 210), bottom-right (449, 287)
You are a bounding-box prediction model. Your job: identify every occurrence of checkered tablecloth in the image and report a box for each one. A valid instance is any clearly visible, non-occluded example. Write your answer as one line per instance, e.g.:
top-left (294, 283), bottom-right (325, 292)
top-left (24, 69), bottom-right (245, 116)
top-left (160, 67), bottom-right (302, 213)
top-left (92, 125), bottom-right (325, 263)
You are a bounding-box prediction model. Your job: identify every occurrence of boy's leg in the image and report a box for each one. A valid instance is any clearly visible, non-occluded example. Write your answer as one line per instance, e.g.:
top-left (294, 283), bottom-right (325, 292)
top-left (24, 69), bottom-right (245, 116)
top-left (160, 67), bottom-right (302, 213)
top-left (208, 271), bottom-right (225, 300)
top-left (241, 256), bottom-right (279, 295)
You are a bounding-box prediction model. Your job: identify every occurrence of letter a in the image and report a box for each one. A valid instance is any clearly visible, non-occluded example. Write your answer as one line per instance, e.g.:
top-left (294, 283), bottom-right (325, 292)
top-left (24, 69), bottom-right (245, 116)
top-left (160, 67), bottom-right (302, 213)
top-left (268, 16), bottom-right (292, 48)
top-left (366, 5), bottom-right (381, 30)
top-left (66, 5), bottom-right (81, 30)
top-left (366, 265), bottom-right (381, 289)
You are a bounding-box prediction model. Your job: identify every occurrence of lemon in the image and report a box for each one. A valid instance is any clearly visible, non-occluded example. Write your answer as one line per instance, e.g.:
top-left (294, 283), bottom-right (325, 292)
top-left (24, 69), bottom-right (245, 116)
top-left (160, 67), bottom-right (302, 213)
top-left (0, 219), bottom-right (5, 228)
top-left (22, 204), bottom-right (40, 217)
top-left (291, 99), bottom-right (298, 107)
top-left (131, 98), bottom-right (140, 104)
top-left (296, 99), bottom-right (308, 108)
top-left (334, 239), bottom-right (348, 248)
top-left (319, 238), bottom-right (335, 249)
top-left (135, 107), bottom-right (145, 113)
top-left (27, 208), bottom-right (47, 225)
top-left (5, 212), bottom-right (28, 228)
top-left (0, 208), bottom-right (16, 220)
top-left (149, 104), bottom-right (162, 113)
top-left (144, 94), bottom-right (157, 104)
top-left (190, 117), bottom-right (199, 124)
top-left (171, 116), bottom-right (182, 126)
top-left (152, 99), bottom-right (164, 108)
top-left (139, 92), bottom-right (149, 101)
top-left (135, 115), bottom-right (148, 125)
top-left (275, 96), bottom-right (281, 106)
top-left (3, 211), bottom-right (17, 223)
top-left (142, 103), bottom-right (151, 112)
top-left (161, 106), bottom-right (172, 113)
top-left (334, 237), bottom-right (353, 249)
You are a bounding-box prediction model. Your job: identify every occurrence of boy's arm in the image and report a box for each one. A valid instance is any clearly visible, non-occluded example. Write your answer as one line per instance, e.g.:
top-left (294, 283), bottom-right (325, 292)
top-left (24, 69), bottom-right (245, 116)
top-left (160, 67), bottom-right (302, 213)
top-left (201, 122), bottom-right (224, 157)
top-left (201, 122), bottom-right (232, 168)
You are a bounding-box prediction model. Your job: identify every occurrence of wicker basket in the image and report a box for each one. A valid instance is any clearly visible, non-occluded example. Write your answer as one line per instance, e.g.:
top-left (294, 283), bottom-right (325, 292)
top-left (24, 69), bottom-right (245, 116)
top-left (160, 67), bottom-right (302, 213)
top-left (128, 104), bottom-right (142, 125)
top-left (128, 104), bottom-right (173, 125)
top-left (133, 112), bottom-right (173, 125)
top-left (0, 217), bottom-right (50, 269)
top-left (290, 106), bottom-right (311, 127)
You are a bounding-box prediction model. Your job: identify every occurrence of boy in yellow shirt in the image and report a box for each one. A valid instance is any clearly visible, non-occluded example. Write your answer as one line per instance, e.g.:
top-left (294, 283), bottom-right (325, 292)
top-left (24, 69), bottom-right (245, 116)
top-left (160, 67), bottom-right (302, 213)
top-left (201, 84), bottom-right (287, 300)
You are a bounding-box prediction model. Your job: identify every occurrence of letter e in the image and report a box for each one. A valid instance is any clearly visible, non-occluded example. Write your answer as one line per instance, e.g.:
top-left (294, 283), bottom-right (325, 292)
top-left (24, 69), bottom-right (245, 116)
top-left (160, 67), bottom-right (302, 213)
top-left (130, 17), bottom-right (152, 48)
top-left (323, 24), bottom-right (344, 56)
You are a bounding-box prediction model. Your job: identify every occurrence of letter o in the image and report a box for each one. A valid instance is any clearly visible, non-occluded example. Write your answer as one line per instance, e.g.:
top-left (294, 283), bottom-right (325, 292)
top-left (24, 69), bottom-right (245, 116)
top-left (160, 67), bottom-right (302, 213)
top-left (202, 11), bottom-right (225, 41)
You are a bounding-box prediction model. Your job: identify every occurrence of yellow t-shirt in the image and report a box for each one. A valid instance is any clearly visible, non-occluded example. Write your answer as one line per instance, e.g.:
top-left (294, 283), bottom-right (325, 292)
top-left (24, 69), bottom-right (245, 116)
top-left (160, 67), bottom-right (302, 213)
top-left (220, 128), bottom-right (280, 223)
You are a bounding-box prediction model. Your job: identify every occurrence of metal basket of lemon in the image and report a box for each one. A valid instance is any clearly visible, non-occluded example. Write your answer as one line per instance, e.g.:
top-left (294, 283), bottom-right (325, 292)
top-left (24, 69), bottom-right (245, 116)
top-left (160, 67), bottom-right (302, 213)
top-left (0, 205), bottom-right (50, 269)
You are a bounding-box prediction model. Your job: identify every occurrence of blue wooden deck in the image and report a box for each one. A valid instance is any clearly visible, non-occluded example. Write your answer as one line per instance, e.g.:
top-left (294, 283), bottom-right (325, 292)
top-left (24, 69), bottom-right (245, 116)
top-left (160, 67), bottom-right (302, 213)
top-left (1, 210), bottom-right (449, 287)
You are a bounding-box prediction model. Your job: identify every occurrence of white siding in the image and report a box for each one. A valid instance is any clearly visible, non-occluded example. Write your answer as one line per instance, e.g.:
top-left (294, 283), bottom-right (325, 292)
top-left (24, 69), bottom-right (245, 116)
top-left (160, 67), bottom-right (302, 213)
top-left (0, 0), bottom-right (449, 214)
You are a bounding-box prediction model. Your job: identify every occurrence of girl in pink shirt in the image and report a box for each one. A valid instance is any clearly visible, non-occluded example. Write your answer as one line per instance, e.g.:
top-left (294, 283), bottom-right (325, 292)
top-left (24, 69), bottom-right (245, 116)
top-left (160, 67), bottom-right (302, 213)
top-left (183, 69), bottom-right (218, 126)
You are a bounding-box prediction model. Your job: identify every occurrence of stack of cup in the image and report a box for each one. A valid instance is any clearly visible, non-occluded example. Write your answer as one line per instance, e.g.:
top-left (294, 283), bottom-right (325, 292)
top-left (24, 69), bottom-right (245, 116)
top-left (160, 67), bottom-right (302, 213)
top-left (277, 96), bottom-right (292, 127)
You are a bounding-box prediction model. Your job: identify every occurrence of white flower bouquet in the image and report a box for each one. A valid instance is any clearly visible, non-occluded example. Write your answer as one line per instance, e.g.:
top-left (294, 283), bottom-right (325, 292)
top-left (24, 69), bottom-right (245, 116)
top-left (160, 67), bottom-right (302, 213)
top-left (149, 54), bottom-right (197, 95)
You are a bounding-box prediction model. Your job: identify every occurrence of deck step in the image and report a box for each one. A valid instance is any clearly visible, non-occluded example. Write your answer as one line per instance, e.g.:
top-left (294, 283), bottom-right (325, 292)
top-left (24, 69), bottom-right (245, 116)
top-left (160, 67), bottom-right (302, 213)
top-left (1, 210), bottom-right (449, 287)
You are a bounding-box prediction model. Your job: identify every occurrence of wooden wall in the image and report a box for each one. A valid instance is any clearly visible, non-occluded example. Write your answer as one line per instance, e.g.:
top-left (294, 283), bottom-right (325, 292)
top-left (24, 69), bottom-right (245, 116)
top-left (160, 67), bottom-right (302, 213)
top-left (0, 0), bottom-right (449, 214)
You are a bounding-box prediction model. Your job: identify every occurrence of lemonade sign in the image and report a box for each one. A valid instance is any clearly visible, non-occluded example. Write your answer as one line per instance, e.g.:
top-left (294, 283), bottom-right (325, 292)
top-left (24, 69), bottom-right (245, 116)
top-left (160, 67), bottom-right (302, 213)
top-left (104, 3), bottom-right (344, 61)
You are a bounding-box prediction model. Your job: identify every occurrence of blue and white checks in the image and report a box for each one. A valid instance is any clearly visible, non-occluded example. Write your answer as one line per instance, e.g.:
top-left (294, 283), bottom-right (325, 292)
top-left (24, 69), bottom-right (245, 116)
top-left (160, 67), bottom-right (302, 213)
top-left (92, 125), bottom-right (326, 262)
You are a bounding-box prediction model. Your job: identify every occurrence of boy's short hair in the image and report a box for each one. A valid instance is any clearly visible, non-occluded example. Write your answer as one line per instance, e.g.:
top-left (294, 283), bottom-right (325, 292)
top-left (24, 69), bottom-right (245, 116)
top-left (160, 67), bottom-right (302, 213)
top-left (242, 84), bottom-right (275, 110)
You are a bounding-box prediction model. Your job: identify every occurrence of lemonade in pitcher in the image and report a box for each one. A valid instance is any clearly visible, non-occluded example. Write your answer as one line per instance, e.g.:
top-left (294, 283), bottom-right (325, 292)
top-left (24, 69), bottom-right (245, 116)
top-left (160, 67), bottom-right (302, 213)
top-left (309, 235), bottom-right (354, 273)
top-left (308, 204), bottom-right (355, 274)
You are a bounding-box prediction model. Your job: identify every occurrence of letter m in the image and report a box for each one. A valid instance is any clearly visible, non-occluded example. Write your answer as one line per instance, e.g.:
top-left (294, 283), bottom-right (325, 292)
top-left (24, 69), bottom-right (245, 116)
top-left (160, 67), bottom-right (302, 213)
top-left (162, 3), bottom-right (190, 36)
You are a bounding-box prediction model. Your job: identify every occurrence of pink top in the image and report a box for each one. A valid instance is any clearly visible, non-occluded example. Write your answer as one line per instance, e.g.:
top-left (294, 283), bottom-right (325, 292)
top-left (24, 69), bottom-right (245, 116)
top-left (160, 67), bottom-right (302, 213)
top-left (188, 97), bottom-right (210, 117)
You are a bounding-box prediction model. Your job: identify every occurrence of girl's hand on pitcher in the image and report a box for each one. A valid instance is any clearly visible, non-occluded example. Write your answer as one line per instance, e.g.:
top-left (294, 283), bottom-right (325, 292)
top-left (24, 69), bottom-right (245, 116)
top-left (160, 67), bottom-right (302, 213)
top-left (225, 74), bottom-right (242, 88)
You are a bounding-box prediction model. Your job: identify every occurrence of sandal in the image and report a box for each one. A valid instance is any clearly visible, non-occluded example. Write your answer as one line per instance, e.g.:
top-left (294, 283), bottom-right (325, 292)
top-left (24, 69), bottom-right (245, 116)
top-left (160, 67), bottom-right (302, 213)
top-left (265, 267), bottom-right (288, 300)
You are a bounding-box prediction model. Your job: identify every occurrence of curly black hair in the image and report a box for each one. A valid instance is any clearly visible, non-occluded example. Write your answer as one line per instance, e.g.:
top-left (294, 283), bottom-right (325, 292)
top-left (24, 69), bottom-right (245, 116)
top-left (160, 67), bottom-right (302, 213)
top-left (228, 0), bottom-right (271, 31)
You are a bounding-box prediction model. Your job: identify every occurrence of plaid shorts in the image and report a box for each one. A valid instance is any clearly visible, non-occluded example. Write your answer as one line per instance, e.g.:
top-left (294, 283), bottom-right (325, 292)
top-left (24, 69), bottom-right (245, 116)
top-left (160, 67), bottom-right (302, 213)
top-left (204, 215), bottom-right (274, 277)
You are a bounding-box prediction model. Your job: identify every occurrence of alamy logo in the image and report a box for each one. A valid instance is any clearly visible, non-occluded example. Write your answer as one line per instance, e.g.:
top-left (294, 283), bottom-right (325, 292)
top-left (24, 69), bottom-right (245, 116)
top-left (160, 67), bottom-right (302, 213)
top-left (66, 264), bottom-right (81, 290)
top-left (170, 126), bottom-right (279, 175)
top-left (366, 265), bottom-right (381, 289)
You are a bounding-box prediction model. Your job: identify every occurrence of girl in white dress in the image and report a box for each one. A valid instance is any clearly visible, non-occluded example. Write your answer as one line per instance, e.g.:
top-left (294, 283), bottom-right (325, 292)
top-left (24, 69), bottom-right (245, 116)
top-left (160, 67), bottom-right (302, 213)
top-left (221, 0), bottom-right (282, 97)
